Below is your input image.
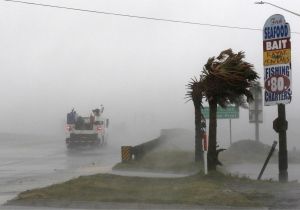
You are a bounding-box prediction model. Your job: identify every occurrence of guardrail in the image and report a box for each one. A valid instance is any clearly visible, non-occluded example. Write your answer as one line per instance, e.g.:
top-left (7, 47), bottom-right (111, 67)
top-left (121, 129), bottom-right (172, 162)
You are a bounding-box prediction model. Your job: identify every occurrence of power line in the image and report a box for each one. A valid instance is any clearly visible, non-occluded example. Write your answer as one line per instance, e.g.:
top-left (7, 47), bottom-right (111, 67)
top-left (2, 0), bottom-right (300, 35)
top-left (1, 0), bottom-right (260, 31)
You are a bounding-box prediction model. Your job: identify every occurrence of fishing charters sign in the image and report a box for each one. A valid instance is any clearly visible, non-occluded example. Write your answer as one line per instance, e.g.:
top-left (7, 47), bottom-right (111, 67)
top-left (263, 14), bottom-right (292, 106)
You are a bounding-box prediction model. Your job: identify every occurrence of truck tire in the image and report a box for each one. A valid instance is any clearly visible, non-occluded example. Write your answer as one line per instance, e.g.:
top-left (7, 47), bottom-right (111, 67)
top-left (95, 138), bottom-right (101, 147)
top-left (101, 136), bottom-right (106, 145)
top-left (66, 138), bottom-right (72, 149)
top-left (67, 143), bottom-right (74, 150)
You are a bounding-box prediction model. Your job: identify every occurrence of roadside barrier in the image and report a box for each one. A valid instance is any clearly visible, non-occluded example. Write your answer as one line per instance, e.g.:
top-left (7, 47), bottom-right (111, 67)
top-left (120, 129), bottom-right (175, 162)
top-left (121, 146), bottom-right (133, 162)
top-left (132, 138), bottom-right (163, 161)
top-left (120, 129), bottom-right (191, 161)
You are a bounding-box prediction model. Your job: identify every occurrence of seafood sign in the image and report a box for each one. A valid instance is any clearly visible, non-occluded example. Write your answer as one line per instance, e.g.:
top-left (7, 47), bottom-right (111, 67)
top-left (263, 14), bottom-right (292, 106)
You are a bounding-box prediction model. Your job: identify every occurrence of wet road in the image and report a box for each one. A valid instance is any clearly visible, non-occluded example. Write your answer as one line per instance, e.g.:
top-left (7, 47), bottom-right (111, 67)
top-left (0, 134), bottom-right (120, 210)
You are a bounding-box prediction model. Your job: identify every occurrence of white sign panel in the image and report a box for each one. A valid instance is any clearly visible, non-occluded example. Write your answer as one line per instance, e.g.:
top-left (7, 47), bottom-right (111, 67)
top-left (263, 14), bottom-right (292, 106)
top-left (249, 84), bottom-right (263, 123)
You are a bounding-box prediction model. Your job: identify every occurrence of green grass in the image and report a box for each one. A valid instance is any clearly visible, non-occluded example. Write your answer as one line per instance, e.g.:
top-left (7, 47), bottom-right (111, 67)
top-left (10, 172), bottom-right (277, 207)
top-left (113, 150), bottom-right (201, 174)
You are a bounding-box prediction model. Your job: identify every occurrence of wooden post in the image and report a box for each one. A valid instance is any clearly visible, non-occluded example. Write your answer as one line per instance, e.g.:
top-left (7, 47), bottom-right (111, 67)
top-left (257, 141), bottom-right (277, 180)
top-left (278, 104), bottom-right (288, 182)
top-left (273, 104), bottom-right (288, 182)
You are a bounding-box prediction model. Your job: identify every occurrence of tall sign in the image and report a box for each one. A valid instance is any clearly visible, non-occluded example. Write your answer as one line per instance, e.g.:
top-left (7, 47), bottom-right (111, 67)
top-left (263, 14), bottom-right (291, 182)
top-left (263, 14), bottom-right (292, 106)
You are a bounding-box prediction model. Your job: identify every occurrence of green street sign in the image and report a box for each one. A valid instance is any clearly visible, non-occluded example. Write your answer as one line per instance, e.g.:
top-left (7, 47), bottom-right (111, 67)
top-left (202, 106), bottom-right (239, 119)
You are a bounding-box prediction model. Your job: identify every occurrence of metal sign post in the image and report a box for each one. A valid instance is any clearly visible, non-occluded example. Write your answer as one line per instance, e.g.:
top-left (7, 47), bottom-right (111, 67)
top-left (202, 132), bottom-right (208, 175)
top-left (229, 119), bottom-right (232, 145)
top-left (263, 14), bottom-right (291, 182)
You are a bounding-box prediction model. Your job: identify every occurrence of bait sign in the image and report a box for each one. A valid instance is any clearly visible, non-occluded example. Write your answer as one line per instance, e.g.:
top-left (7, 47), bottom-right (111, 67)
top-left (263, 14), bottom-right (292, 106)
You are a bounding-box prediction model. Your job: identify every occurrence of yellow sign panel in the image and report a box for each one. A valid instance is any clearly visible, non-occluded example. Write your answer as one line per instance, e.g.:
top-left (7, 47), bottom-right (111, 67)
top-left (263, 49), bottom-right (291, 66)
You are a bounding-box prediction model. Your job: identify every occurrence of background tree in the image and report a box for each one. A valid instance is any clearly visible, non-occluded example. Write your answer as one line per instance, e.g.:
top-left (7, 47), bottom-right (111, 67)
top-left (186, 77), bottom-right (206, 162)
top-left (201, 49), bottom-right (259, 171)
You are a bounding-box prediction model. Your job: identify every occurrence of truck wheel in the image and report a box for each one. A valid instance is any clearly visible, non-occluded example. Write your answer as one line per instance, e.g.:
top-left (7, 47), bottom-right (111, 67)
top-left (67, 144), bottom-right (73, 150)
top-left (102, 136), bottom-right (106, 145)
top-left (96, 138), bottom-right (101, 147)
top-left (66, 138), bottom-right (72, 149)
top-left (101, 136), bottom-right (107, 146)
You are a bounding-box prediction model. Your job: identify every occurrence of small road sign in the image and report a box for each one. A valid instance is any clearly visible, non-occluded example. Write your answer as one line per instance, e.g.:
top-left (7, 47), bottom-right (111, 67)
top-left (201, 106), bottom-right (239, 119)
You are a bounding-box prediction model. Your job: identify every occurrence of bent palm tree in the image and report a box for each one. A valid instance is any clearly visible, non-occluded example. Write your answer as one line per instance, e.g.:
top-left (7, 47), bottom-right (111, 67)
top-left (202, 49), bottom-right (259, 171)
top-left (186, 77), bottom-right (206, 162)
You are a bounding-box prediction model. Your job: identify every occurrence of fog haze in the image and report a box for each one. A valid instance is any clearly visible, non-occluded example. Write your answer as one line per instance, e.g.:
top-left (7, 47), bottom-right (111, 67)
top-left (1, 0), bottom-right (300, 148)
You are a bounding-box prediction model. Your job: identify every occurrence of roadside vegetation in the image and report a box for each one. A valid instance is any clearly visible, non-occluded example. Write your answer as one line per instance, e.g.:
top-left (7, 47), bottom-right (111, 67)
top-left (113, 150), bottom-right (201, 174)
top-left (186, 49), bottom-right (259, 171)
top-left (7, 138), bottom-right (300, 208)
top-left (114, 138), bottom-right (300, 173)
top-left (8, 172), bottom-right (285, 208)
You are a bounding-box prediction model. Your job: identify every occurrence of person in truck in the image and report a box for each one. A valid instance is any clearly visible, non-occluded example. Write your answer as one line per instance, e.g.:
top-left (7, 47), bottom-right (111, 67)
top-left (90, 112), bottom-right (95, 129)
top-left (67, 108), bottom-right (76, 124)
top-left (93, 108), bottom-right (101, 125)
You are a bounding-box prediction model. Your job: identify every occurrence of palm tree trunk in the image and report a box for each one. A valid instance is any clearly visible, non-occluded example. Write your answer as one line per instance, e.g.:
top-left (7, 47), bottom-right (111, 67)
top-left (208, 99), bottom-right (217, 171)
top-left (194, 104), bottom-right (203, 162)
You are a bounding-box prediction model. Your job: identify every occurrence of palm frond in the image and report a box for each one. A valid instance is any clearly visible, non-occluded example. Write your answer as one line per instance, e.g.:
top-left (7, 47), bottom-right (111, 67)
top-left (201, 48), bottom-right (260, 108)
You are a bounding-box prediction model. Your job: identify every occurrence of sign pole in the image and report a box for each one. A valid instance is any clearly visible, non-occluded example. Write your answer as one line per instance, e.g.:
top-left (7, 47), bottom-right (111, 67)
top-left (204, 151), bottom-right (208, 175)
top-left (255, 85), bottom-right (260, 142)
top-left (255, 121), bottom-right (259, 142)
top-left (202, 132), bottom-right (208, 175)
top-left (229, 119), bottom-right (232, 145)
top-left (277, 104), bottom-right (288, 182)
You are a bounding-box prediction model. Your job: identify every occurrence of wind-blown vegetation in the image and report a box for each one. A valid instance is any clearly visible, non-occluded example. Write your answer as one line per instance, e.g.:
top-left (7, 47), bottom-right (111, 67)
top-left (187, 49), bottom-right (259, 171)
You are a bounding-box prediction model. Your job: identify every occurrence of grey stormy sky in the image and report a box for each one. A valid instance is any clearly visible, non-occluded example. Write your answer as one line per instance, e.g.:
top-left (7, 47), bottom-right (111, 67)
top-left (0, 0), bottom-right (300, 148)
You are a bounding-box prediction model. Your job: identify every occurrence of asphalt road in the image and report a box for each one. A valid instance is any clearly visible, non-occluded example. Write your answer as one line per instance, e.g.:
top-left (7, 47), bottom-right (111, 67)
top-left (0, 134), bottom-right (120, 210)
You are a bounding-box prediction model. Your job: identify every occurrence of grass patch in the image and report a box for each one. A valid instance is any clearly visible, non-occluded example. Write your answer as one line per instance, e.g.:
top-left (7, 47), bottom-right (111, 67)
top-left (9, 172), bottom-right (280, 207)
top-left (113, 150), bottom-right (201, 174)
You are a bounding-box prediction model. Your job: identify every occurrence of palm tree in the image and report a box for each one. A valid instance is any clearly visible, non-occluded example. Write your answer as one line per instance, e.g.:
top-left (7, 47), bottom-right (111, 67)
top-left (186, 77), bottom-right (206, 162)
top-left (202, 49), bottom-right (259, 171)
